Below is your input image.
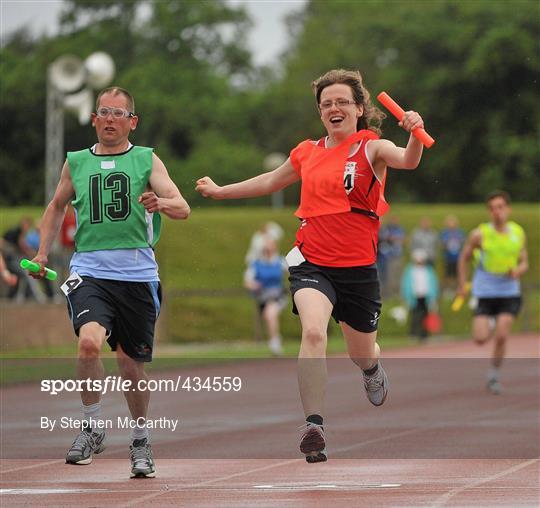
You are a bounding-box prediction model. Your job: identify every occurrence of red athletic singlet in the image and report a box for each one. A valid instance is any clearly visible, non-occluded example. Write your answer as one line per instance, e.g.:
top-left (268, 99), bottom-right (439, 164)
top-left (289, 132), bottom-right (387, 267)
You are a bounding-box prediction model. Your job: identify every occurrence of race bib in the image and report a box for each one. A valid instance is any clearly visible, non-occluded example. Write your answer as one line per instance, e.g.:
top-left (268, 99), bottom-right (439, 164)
top-left (60, 272), bottom-right (83, 296)
top-left (285, 246), bottom-right (306, 268)
top-left (344, 161), bottom-right (356, 195)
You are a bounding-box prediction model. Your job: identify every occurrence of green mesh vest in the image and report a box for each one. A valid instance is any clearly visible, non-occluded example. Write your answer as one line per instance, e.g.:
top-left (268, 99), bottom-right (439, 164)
top-left (68, 146), bottom-right (161, 252)
top-left (478, 221), bottom-right (524, 274)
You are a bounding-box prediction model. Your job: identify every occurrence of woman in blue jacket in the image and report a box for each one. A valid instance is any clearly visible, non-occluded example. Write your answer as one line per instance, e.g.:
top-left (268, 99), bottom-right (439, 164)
top-left (244, 237), bottom-right (288, 355)
top-left (401, 249), bottom-right (439, 341)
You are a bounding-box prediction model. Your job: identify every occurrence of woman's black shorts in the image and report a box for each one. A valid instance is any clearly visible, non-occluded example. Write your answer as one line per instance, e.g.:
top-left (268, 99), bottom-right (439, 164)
top-left (288, 261), bottom-right (381, 333)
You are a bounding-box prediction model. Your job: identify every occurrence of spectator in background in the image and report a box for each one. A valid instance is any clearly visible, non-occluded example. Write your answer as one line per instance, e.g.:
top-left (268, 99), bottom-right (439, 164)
top-left (25, 220), bottom-right (56, 301)
top-left (1, 217), bottom-right (45, 302)
top-left (25, 222), bottom-right (41, 252)
top-left (401, 249), bottom-right (439, 342)
top-left (377, 215), bottom-right (405, 296)
top-left (410, 216), bottom-right (438, 266)
top-left (58, 204), bottom-right (77, 280)
top-left (2, 216), bottom-right (35, 260)
top-left (61, 205), bottom-right (77, 249)
top-left (440, 214), bottom-right (465, 292)
top-left (244, 237), bottom-right (288, 355)
top-left (0, 253), bottom-right (18, 288)
top-left (245, 221), bottom-right (284, 265)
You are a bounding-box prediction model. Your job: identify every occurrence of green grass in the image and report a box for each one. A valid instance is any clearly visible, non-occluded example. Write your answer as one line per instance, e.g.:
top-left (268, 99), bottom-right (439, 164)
top-left (159, 204), bottom-right (538, 342)
top-left (3, 204), bottom-right (538, 288)
top-left (163, 204), bottom-right (539, 289)
top-left (2, 204), bottom-right (538, 347)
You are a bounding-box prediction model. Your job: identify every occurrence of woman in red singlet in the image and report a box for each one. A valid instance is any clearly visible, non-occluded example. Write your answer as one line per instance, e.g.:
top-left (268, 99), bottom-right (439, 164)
top-left (196, 69), bottom-right (426, 463)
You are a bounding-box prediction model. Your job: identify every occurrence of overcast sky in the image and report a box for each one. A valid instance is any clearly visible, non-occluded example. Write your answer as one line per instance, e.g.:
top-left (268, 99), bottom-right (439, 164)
top-left (0, 0), bottom-right (305, 65)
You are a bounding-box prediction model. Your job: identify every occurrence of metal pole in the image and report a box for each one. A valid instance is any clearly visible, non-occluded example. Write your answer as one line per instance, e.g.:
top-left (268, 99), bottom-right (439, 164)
top-left (45, 71), bottom-right (64, 204)
top-left (263, 152), bottom-right (286, 209)
top-left (271, 189), bottom-right (284, 209)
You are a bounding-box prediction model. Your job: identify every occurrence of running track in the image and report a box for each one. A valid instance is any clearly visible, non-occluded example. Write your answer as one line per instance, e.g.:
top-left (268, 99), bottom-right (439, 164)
top-left (1, 334), bottom-right (538, 507)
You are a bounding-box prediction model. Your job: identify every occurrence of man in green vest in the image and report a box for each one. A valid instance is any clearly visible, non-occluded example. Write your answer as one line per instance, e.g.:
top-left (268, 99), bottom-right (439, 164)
top-left (457, 190), bottom-right (528, 394)
top-left (30, 87), bottom-right (190, 477)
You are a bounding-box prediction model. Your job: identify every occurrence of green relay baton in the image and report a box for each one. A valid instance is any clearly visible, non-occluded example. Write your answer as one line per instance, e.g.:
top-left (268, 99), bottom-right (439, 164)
top-left (20, 259), bottom-right (58, 281)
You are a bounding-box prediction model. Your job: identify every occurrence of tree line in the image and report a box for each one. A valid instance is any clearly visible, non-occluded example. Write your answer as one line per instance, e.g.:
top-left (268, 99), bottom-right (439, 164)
top-left (1, 0), bottom-right (538, 206)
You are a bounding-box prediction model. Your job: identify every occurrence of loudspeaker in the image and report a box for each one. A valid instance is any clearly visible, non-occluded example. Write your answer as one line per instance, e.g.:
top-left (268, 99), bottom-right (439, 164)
top-left (263, 152), bottom-right (287, 171)
top-left (49, 55), bottom-right (85, 93)
top-left (64, 88), bottom-right (94, 125)
top-left (85, 52), bottom-right (115, 90)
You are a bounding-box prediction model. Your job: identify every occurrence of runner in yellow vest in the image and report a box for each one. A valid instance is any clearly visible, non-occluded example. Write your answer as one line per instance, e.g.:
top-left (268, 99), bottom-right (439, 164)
top-left (457, 190), bottom-right (528, 394)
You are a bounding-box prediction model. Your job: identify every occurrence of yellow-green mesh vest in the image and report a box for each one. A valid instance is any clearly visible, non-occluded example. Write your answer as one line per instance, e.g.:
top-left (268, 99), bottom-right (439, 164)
top-left (478, 221), bottom-right (524, 274)
top-left (68, 146), bottom-right (161, 252)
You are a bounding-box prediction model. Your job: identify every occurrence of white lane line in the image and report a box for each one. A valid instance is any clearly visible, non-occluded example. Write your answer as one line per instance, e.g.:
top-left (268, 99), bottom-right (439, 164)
top-left (1, 488), bottom-right (109, 495)
top-left (121, 459), bottom-right (302, 507)
top-left (253, 483), bottom-right (401, 490)
top-left (430, 458), bottom-right (539, 507)
top-left (1, 460), bottom-right (64, 474)
top-left (254, 484), bottom-right (338, 489)
top-left (121, 399), bottom-right (534, 506)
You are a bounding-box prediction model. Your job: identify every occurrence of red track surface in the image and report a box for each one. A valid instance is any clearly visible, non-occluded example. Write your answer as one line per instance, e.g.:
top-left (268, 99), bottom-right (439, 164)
top-left (1, 334), bottom-right (539, 507)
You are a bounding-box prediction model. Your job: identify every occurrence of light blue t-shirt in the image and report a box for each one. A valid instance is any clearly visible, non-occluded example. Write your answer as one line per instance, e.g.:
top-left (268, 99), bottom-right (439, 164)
top-left (70, 248), bottom-right (159, 282)
top-left (472, 265), bottom-right (520, 298)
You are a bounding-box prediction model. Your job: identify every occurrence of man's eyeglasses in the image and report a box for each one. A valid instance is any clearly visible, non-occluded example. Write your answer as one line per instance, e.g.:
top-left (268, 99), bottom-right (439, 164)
top-left (319, 99), bottom-right (356, 110)
top-left (96, 107), bottom-right (134, 119)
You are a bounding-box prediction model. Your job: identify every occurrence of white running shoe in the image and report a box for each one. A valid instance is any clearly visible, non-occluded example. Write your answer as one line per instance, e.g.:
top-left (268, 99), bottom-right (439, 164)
top-left (130, 438), bottom-right (156, 478)
top-left (268, 336), bottom-right (283, 356)
top-left (65, 428), bottom-right (106, 465)
top-left (487, 378), bottom-right (502, 395)
top-left (363, 362), bottom-right (389, 406)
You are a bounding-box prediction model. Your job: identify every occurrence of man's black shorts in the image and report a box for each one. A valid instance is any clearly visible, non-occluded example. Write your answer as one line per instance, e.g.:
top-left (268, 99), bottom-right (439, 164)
top-left (474, 296), bottom-right (522, 317)
top-left (66, 276), bottom-right (162, 362)
top-left (288, 261), bottom-right (381, 333)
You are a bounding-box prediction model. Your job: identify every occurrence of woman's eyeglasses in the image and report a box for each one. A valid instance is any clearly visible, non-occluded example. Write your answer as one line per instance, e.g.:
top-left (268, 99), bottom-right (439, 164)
top-left (319, 99), bottom-right (356, 110)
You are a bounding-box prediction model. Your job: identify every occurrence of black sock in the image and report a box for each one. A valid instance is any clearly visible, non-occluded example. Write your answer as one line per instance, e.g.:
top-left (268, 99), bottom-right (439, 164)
top-left (306, 414), bottom-right (323, 426)
top-left (363, 362), bottom-right (379, 376)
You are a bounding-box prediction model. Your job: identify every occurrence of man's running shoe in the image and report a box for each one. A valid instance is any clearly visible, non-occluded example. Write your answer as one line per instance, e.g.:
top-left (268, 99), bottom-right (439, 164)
top-left (268, 335), bottom-right (283, 356)
top-left (130, 438), bottom-right (156, 478)
top-left (487, 378), bottom-right (502, 395)
top-left (65, 428), bottom-right (106, 465)
top-left (363, 362), bottom-right (389, 406)
top-left (299, 422), bottom-right (327, 463)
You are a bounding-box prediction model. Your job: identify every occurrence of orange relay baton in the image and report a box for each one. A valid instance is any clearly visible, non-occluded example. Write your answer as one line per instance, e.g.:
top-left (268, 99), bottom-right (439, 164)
top-left (377, 92), bottom-right (435, 148)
